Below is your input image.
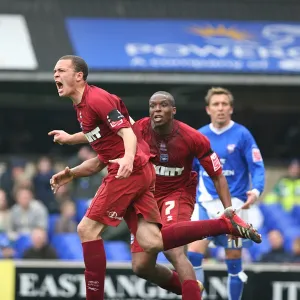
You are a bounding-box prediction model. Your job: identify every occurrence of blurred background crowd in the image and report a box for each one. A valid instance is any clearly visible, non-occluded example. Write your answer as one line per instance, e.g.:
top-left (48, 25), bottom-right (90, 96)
top-left (1, 144), bottom-right (300, 264)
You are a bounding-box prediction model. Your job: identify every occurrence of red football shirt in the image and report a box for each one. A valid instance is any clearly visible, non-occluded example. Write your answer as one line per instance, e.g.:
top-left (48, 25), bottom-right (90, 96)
top-left (74, 84), bottom-right (150, 174)
top-left (134, 118), bottom-right (222, 199)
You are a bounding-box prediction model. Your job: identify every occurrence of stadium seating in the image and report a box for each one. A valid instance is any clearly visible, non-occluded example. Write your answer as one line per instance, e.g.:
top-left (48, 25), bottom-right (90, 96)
top-left (14, 234), bottom-right (32, 258)
top-left (76, 199), bottom-right (90, 222)
top-left (50, 233), bottom-right (132, 261)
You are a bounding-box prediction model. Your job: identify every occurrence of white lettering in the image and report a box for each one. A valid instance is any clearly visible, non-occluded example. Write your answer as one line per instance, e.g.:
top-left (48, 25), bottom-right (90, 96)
top-left (39, 275), bottom-right (59, 297)
top-left (272, 281), bottom-right (300, 300)
top-left (19, 273), bottom-right (87, 298)
top-left (19, 273), bottom-right (39, 297)
top-left (58, 274), bottom-right (77, 298)
top-left (84, 127), bottom-right (101, 143)
top-left (125, 43), bottom-right (300, 61)
top-left (208, 277), bottom-right (228, 299)
top-left (154, 165), bottom-right (184, 176)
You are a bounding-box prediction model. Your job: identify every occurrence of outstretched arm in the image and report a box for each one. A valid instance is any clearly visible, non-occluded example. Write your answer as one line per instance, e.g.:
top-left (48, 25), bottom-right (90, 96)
top-left (48, 130), bottom-right (88, 145)
top-left (50, 156), bottom-right (106, 193)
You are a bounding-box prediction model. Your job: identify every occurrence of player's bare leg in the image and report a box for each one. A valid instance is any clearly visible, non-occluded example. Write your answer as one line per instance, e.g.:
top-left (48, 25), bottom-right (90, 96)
top-left (225, 248), bottom-right (247, 300)
top-left (77, 216), bottom-right (108, 300)
top-left (131, 252), bottom-right (182, 295)
top-left (164, 247), bottom-right (203, 300)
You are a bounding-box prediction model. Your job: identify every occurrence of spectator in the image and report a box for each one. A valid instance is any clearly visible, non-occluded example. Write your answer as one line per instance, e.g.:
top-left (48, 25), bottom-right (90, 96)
top-left (69, 146), bottom-right (107, 200)
top-left (55, 200), bottom-right (77, 233)
top-left (0, 158), bottom-right (27, 207)
top-left (23, 228), bottom-right (57, 259)
top-left (290, 237), bottom-right (300, 263)
top-left (260, 230), bottom-right (292, 263)
top-left (0, 234), bottom-right (14, 259)
top-left (0, 189), bottom-right (10, 233)
top-left (8, 187), bottom-right (48, 240)
top-left (33, 156), bottom-right (58, 213)
top-left (264, 159), bottom-right (300, 211)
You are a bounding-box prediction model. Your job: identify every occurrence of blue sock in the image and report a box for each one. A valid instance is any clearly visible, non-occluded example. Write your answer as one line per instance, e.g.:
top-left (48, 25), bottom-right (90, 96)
top-left (187, 251), bottom-right (204, 284)
top-left (225, 258), bottom-right (247, 300)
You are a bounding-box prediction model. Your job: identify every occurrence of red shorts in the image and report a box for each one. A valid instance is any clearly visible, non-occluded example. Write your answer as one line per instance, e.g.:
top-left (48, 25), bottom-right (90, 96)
top-left (130, 190), bottom-right (195, 253)
top-left (85, 162), bottom-right (161, 229)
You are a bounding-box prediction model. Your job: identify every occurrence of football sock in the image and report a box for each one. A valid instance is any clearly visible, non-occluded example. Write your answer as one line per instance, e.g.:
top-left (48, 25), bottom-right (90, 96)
top-left (188, 252), bottom-right (205, 284)
top-left (226, 258), bottom-right (247, 300)
top-left (182, 280), bottom-right (202, 300)
top-left (82, 239), bottom-right (106, 300)
top-left (161, 219), bottom-right (228, 251)
top-left (159, 270), bottom-right (182, 295)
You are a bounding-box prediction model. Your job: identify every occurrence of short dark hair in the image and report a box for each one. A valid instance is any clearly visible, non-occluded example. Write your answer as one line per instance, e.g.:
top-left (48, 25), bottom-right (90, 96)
top-left (59, 55), bottom-right (89, 81)
top-left (151, 91), bottom-right (175, 106)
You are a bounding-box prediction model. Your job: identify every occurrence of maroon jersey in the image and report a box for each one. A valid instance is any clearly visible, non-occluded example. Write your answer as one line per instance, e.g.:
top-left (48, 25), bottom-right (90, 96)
top-left (134, 118), bottom-right (222, 199)
top-left (74, 85), bottom-right (150, 174)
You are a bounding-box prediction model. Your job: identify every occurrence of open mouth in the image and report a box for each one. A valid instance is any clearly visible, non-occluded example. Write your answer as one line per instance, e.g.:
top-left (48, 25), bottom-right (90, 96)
top-left (56, 81), bottom-right (63, 93)
top-left (154, 115), bottom-right (163, 121)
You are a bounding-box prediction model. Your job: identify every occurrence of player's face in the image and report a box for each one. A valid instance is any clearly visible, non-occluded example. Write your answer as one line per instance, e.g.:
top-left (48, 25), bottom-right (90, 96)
top-left (206, 94), bottom-right (233, 127)
top-left (53, 59), bottom-right (83, 97)
top-left (149, 95), bottom-right (176, 127)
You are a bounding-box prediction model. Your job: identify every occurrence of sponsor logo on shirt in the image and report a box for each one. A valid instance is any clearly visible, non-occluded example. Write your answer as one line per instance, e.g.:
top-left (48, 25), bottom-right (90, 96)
top-left (84, 127), bottom-right (101, 143)
top-left (107, 109), bottom-right (124, 128)
top-left (227, 144), bottom-right (236, 153)
top-left (160, 153), bottom-right (169, 162)
top-left (252, 148), bottom-right (263, 162)
top-left (154, 165), bottom-right (184, 176)
top-left (210, 153), bottom-right (221, 172)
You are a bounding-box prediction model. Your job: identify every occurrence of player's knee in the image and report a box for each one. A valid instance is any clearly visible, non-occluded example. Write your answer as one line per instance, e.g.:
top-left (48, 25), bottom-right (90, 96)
top-left (77, 219), bottom-right (102, 242)
top-left (225, 249), bottom-right (242, 260)
top-left (141, 235), bottom-right (163, 254)
top-left (136, 222), bottom-right (163, 253)
top-left (164, 248), bottom-right (185, 266)
top-left (132, 261), bottom-right (151, 279)
top-left (77, 222), bottom-right (88, 240)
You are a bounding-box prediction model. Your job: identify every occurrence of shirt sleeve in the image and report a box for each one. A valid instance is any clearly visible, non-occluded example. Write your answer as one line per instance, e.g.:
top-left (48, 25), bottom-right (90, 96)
top-left (90, 92), bottom-right (131, 134)
top-left (193, 131), bottom-right (223, 177)
top-left (242, 128), bottom-right (265, 195)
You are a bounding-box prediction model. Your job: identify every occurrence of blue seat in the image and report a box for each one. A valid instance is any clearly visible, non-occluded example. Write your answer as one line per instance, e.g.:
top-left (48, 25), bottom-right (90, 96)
top-left (51, 233), bottom-right (83, 260)
top-left (48, 214), bottom-right (60, 238)
top-left (14, 234), bottom-right (32, 258)
top-left (76, 199), bottom-right (90, 223)
top-left (104, 241), bottom-right (131, 262)
top-left (291, 206), bottom-right (300, 226)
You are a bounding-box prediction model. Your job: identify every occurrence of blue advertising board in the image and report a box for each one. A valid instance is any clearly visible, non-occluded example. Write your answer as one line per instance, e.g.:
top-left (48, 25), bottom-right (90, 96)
top-left (66, 18), bottom-right (300, 73)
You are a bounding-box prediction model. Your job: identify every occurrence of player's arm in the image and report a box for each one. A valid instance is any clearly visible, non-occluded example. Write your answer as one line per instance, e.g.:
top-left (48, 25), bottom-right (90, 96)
top-left (90, 94), bottom-right (137, 179)
top-left (117, 127), bottom-right (137, 159)
top-left (50, 156), bottom-right (106, 194)
top-left (109, 127), bottom-right (136, 179)
top-left (201, 153), bottom-right (232, 209)
top-left (194, 132), bottom-right (232, 208)
top-left (48, 130), bottom-right (88, 145)
top-left (242, 129), bottom-right (265, 208)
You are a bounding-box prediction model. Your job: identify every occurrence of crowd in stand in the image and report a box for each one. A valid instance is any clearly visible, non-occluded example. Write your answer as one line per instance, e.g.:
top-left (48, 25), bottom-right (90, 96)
top-left (0, 146), bottom-right (300, 263)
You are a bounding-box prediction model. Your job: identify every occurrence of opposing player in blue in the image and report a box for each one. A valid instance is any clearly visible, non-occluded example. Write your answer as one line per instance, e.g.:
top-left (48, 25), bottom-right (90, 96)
top-left (188, 87), bottom-right (265, 300)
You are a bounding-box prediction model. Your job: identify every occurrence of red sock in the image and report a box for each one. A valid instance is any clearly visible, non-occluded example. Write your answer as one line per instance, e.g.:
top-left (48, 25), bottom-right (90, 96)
top-left (162, 219), bottom-right (228, 251)
top-left (182, 280), bottom-right (202, 300)
top-left (82, 239), bottom-right (106, 300)
top-left (159, 271), bottom-right (182, 295)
